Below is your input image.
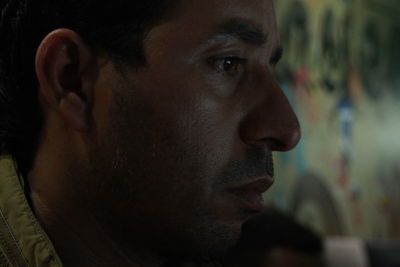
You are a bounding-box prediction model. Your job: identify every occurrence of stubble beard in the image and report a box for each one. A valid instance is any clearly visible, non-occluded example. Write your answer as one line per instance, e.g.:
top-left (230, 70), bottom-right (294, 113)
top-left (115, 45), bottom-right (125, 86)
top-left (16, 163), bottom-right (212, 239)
top-left (87, 88), bottom-right (242, 264)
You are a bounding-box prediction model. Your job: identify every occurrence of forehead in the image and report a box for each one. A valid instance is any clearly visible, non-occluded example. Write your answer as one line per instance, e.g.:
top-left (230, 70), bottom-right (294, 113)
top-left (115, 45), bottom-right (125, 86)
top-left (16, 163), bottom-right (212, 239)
top-left (180, 0), bottom-right (277, 37)
top-left (179, 0), bottom-right (275, 19)
top-left (145, 0), bottom-right (279, 53)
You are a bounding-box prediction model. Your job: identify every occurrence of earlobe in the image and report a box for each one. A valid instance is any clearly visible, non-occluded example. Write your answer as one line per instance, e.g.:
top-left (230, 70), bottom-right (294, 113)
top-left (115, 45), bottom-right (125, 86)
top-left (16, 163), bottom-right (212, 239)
top-left (35, 29), bottom-right (94, 132)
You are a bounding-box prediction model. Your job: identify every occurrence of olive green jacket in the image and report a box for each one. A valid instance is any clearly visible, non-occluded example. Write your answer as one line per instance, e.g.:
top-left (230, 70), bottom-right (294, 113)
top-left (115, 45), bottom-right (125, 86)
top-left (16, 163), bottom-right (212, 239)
top-left (0, 156), bottom-right (62, 267)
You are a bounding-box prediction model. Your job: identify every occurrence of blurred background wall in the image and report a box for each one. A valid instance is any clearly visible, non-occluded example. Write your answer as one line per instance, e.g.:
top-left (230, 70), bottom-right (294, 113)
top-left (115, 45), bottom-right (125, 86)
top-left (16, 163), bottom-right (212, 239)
top-left (266, 0), bottom-right (400, 239)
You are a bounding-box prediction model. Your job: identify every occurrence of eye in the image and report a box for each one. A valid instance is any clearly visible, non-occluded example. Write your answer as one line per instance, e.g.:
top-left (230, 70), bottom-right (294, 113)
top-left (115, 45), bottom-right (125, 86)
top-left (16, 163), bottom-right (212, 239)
top-left (209, 56), bottom-right (248, 76)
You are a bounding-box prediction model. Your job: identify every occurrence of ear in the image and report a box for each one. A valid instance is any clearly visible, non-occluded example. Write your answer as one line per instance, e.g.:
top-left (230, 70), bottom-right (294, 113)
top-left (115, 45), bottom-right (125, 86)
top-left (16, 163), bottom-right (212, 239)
top-left (35, 29), bottom-right (96, 132)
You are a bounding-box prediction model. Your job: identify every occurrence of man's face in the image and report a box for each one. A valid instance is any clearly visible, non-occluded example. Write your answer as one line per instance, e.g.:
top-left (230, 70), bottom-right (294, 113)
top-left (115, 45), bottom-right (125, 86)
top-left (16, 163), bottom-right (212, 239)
top-left (87, 0), bottom-right (300, 261)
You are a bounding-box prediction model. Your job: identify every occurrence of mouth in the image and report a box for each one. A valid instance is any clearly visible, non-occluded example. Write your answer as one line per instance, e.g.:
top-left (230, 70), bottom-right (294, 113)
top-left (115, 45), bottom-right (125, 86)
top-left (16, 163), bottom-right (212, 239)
top-left (226, 176), bottom-right (274, 213)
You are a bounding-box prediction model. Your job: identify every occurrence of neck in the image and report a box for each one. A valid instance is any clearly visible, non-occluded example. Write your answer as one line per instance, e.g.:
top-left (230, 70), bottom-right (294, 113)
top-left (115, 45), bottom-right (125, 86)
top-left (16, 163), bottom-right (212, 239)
top-left (27, 147), bottom-right (164, 267)
top-left (29, 176), bottom-right (164, 267)
top-left (26, 117), bottom-right (166, 267)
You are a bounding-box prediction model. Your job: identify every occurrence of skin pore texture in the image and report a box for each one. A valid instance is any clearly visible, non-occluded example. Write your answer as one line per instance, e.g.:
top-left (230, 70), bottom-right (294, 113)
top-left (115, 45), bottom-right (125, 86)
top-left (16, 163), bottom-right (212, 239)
top-left (28, 0), bottom-right (300, 266)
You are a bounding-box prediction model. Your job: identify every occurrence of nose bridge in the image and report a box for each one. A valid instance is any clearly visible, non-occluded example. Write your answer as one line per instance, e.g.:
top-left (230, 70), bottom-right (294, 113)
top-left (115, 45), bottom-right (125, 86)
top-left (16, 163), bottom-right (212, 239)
top-left (240, 69), bottom-right (301, 151)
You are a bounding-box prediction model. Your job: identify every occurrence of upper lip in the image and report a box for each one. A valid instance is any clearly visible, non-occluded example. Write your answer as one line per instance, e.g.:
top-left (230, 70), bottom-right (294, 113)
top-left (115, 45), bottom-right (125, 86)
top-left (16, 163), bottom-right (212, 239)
top-left (226, 175), bottom-right (274, 194)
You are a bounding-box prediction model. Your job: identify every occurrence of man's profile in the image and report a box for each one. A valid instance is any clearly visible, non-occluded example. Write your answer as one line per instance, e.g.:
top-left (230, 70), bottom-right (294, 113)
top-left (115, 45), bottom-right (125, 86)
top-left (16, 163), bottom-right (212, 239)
top-left (0, 0), bottom-right (300, 266)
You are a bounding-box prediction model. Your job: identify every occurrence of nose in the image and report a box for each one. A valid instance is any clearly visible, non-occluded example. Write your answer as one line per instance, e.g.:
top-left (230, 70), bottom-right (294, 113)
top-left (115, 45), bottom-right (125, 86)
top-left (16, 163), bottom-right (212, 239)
top-left (239, 71), bottom-right (301, 151)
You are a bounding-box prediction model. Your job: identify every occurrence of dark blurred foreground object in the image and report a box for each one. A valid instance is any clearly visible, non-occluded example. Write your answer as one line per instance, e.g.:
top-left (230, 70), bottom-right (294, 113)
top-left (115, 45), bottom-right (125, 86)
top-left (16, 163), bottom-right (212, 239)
top-left (324, 238), bottom-right (400, 267)
top-left (324, 238), bottom-right (369, 267)
top-left (171, 224), bottom-right (400, 267)
top-left (223, 209), bottom-right (324, 267)
top-left (367, 240), bottom-right (400, 267)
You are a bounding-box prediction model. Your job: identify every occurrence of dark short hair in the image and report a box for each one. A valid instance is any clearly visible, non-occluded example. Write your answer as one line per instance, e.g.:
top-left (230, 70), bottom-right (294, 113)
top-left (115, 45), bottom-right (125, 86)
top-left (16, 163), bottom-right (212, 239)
top-left (0, 0), bottom-right (178, 176)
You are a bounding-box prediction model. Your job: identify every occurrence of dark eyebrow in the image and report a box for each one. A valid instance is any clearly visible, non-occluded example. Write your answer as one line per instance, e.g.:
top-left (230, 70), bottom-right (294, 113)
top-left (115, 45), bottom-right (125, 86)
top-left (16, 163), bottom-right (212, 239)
top-left (214, 20), bottom-right (267, 45)
top-left (270, 46), bottom-right (283, 66)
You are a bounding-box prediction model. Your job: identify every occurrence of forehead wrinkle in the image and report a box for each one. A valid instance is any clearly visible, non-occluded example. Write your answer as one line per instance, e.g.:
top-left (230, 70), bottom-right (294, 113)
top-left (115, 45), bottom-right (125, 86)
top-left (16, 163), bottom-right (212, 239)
top-left (210, 19), bottom-right (268, 45)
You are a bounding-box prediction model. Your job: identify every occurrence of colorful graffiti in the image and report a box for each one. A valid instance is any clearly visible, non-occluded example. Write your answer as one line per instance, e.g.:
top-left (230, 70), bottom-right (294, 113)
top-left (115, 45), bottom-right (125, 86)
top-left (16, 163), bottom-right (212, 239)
top-left (266, 0), bottom-right (400, 239)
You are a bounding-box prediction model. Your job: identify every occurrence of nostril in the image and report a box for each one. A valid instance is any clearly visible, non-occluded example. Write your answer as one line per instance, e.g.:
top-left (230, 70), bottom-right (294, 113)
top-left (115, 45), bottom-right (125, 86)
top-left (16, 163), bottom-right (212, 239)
top-left (258, 138), bottom-right (287, 151)
top-left (258, 125), bottom-right (301, 152)
top-left (240, 122), bottom-right (302, 151)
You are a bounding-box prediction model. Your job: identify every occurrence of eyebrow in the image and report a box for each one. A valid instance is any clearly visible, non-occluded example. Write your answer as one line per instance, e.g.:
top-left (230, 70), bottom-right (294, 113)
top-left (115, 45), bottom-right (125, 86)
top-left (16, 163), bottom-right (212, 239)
top-left (214, 20), bottom-right (268, 45)
top-left (204, 19), bottom-right (283, 65)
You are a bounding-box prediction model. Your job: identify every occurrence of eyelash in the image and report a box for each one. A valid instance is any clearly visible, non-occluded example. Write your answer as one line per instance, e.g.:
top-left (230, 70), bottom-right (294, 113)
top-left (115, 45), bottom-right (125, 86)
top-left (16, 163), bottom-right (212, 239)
top-left (208, 56), bottom-right (248, 77)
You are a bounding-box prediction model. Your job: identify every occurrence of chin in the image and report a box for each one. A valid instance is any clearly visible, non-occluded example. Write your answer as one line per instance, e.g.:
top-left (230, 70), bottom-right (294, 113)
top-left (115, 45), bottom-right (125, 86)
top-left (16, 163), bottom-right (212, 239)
top-left (195, 220), bottom-right (242, 261)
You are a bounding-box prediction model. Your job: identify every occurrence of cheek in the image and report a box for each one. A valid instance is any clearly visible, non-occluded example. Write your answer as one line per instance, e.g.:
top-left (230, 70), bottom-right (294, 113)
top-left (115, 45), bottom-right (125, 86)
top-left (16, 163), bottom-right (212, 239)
top-left (107, 70), bottom-right (242, 204)
top-left (175, 95), bottom-right (240, 175)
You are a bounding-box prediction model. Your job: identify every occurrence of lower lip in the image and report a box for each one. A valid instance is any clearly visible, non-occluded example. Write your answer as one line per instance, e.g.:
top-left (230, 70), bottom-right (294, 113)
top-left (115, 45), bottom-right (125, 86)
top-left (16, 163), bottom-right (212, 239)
top-left (228, 190), bottom-right (266, 212)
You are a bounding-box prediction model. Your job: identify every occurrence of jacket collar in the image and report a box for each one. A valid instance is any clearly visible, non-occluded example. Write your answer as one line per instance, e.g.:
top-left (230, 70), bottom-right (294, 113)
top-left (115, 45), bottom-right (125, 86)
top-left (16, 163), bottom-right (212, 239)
top-left (0, 156), bottom-right (62, 266)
